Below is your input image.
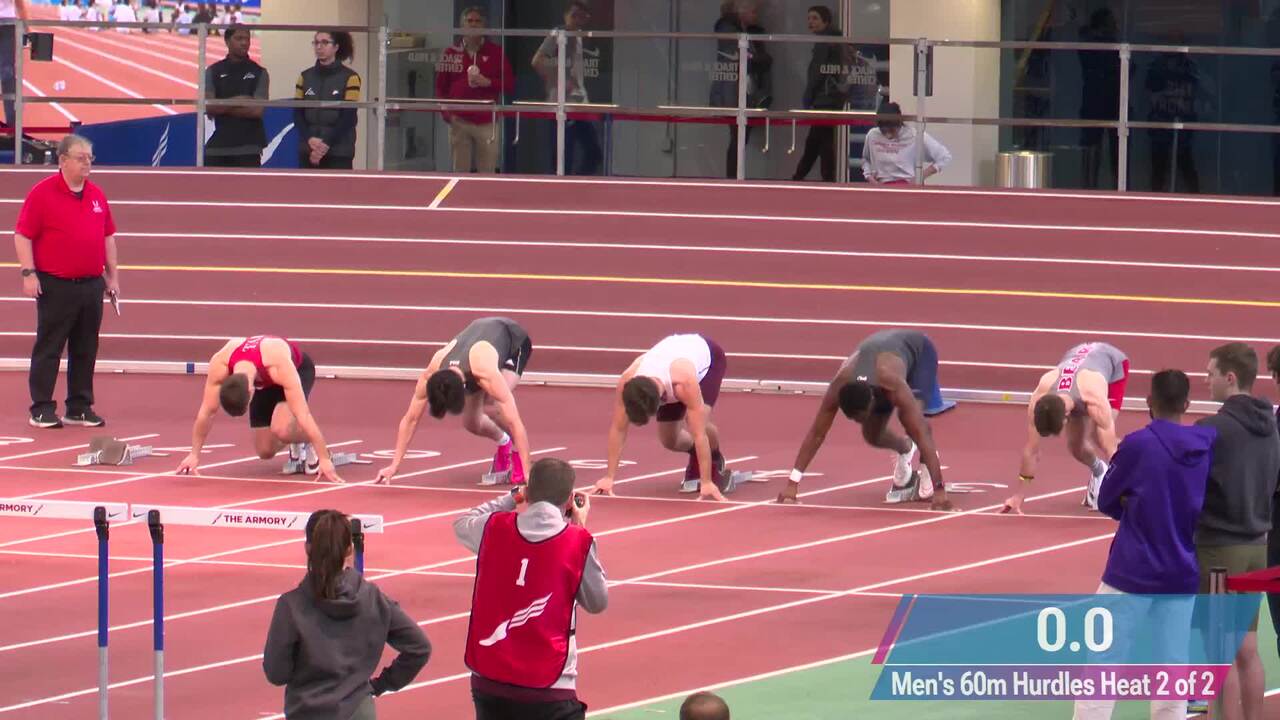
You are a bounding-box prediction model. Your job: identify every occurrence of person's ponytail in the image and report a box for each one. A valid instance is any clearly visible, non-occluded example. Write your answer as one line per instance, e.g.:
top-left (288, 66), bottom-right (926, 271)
top-left (304, 510), bottom-right (352, 600)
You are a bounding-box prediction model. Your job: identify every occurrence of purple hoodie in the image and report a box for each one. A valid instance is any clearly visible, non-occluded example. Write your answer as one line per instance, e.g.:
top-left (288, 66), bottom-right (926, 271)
top-left (1099, 418), bottom-right (1217, 594)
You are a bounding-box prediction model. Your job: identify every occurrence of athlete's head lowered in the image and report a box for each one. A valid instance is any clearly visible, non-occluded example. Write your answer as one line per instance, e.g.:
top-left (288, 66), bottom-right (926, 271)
top-left (839, 380), bottom-right (884, 421)
top-left (1034, 394), bottom-right (1068, 437)
top-left (219, 373), bottom-right (252, 416)
top-left (427, 369), bottom-right (467, 419)
top-left (622, 376), bottom-right (661, 425)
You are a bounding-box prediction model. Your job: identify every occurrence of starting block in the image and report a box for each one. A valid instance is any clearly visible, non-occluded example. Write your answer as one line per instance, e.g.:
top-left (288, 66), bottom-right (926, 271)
top-left (75, 436), bottom-right (166, 466)
top-left (281, 451), bottom-right (371, 475)
top-left (480, 469), bottom-right (513, 486)
top-left (720, 470), bottom-right (756, 494)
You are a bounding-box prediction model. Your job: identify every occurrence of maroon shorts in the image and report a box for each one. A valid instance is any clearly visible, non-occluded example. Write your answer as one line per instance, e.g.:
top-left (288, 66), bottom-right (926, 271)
top-left (655, 337), bottom-right (727, 423)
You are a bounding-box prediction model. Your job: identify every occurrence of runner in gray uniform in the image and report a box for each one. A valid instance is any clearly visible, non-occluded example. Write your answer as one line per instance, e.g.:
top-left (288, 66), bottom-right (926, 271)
top-left (779, 329), bottom-right (954, 510)
top-left (1005, 341), bottom-right (1129, 514)
top-left (376, 317), bottom-right (533, 486)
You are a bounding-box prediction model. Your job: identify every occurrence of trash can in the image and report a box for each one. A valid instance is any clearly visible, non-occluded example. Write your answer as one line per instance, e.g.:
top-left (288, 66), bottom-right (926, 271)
top-left (996, 150), bottom-right (1052, 189)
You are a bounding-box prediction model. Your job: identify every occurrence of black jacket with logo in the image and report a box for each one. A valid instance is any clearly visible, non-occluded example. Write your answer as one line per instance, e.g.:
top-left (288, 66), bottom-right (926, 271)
top-left (206, 57), bottom-right (268, 153)
top-left (294, 61), bottom-right (362, 158)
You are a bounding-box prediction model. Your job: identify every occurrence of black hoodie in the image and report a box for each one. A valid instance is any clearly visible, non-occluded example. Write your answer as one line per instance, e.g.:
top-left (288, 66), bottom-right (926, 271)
top-left (263, 568), bottom-right (431, 719)
top-left (1194, 394), bottom-right (1280, 546)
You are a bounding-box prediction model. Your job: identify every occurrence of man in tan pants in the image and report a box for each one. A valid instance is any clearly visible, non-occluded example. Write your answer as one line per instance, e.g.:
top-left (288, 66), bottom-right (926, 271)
top-left (435, 7), bottom-right (513, 173)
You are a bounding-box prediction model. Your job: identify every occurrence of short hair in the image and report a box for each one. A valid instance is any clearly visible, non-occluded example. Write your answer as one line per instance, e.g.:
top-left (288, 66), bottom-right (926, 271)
top-left (1266, 345), bottom-right (1280, 379)
top-left (1209, 342), bottom-right (1258, 390)
top-left (566, 0), bottom-right (590, 14)
top-left (680, 692), bottom-right (730, 720)
top-left (460, 5), bottom-right (486, 22)
top-left (525, 458), bottom-right (576, 506)
top-left (838, 380), bottom-right (874, 418)
top-left (56, 134), bottom-right (91, 158)
top-left (223, 24), bottom-right (249, 43)
top-left (219, 373), bottom-right (251, 416)
top-left (622, 376), bottom-right (660, 425)
top-left (1033, 394), bottom-right (1067, 437)
top-left (1149, 369), bottom-right (1190, 416)
top-left (426, 369), bottom-right (466, 419)
top-left (808, 5), bottom-right (833, 25)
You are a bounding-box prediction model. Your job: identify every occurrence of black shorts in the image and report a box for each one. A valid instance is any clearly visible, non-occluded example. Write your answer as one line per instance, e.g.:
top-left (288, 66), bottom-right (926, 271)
top-left (505, 336), bottom-right (533, 377)
top-left (248, 353), bottom-right (315, 428)
top-left (655, 337), bottom-right (727, 423)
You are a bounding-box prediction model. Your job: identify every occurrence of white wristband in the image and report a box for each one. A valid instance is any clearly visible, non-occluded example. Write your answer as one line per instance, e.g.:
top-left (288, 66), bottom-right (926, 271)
top-left (789, 469), bottom-right (803, 483)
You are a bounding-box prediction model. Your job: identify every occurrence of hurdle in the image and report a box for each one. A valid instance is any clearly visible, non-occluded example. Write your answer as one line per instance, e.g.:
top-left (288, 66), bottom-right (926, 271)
top-left (0, 498), bottom-right (128, 720)
top-left (134, 504), bottom-right (384, 720)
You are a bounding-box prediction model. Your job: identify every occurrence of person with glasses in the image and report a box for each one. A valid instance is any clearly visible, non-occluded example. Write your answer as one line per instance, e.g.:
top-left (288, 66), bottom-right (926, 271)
top-left (295, 30), bottom-right (361, 169)
top-left (13, 135), bottom-right (118, 429)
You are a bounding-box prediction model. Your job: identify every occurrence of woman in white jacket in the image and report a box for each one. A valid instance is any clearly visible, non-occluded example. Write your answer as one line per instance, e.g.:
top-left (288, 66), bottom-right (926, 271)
top-left (861, 101), bottom-right (952, 185)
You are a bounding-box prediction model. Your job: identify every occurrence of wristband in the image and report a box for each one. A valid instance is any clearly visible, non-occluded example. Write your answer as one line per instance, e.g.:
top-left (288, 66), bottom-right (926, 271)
top-left (789, 469), bottom-right (803, 483)
top-left (1018, 474), bottom-right (1034, 483)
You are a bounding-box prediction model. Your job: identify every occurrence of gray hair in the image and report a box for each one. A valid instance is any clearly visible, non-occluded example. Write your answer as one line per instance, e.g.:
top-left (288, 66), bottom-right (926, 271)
top-left (56, 134), bottom-right (92, 157)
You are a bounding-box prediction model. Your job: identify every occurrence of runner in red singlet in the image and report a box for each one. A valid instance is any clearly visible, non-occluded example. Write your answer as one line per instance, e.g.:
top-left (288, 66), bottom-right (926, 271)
top-left (176, 335), bottom-right (342, 483)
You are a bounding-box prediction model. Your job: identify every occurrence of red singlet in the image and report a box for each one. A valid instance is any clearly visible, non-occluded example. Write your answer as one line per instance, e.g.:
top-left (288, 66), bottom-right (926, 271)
top-left (225, 335), bottom-right (302, 389)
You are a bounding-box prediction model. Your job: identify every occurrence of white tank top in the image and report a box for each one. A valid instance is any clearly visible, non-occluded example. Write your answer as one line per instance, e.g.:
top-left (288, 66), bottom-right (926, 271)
top-left (635, 334), bottom-right (711, 403)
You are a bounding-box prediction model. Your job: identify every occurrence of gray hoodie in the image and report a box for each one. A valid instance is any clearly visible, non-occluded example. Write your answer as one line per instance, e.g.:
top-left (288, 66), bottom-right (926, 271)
top-left (1195, 394), bottom-right (1280, 546)
top-left (263, 568), bottom-right (431, 719)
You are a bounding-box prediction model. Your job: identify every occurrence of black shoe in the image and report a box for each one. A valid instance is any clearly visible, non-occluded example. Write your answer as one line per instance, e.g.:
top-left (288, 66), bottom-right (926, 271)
top-left (29, 411), bottom-right (63, 428)
top-left (62, 410), bottom-right (105, 427)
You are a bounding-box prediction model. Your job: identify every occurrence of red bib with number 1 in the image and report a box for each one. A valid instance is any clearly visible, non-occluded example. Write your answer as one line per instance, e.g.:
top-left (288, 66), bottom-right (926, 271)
top-left (464, 511), bottom-right (594, 688)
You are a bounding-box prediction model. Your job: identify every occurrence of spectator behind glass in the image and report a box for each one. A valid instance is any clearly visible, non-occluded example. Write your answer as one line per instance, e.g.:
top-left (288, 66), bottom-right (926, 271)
top-left (1194, 343), bottom-right (1280, 720)
top-left (792, 5), bottom-right (845, 182)
top-left (861, 101), bottom-right (951, 185)
top-left (710, 0), bottom-right (772, 179)
top-left (263, 509), bottom-right (431, 720)
top-left (435, 6), bottom-right (514, 174)
top-left (204, 24), bottom-right (269, 167)
top-left (532, 1), bottom-right (601, 176)
top-left (295, 31), bottom-right (362, 169)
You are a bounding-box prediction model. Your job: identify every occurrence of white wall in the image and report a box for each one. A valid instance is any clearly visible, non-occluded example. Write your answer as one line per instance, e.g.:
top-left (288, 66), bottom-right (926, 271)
top-left (888, 0), bottom-right (1000, 186)
top-left (258, 0), bottom-right (373, 168)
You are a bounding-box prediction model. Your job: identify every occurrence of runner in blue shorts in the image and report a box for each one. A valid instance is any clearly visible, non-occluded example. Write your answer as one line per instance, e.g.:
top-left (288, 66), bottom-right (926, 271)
top-left (778, 329), bottom-right (954, 510)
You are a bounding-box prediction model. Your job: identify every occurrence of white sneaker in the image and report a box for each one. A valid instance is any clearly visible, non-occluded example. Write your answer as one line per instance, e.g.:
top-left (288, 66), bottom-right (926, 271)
top-left (892, 440), bottom-right (917, 488)
top-left (916, 465), bottom-right (934, 500)
top-left (679, 479), bottom-right (699, 494)
top-left (885, 471), bottom-right (919, 504)
top-left (303, 444), bottom-right (320, 475)
top-left (1083, 462), bottom-right (1106, 510)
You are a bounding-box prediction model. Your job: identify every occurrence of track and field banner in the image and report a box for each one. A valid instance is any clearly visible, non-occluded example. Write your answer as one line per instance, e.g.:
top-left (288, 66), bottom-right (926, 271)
top-left (76, 108), bottom-right (299, 167)
top-left (869, 593), bottom-right (1260, 702)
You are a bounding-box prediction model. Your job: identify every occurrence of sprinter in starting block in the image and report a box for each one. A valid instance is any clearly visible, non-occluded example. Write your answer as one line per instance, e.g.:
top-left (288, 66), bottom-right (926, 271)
top-left (176, 335), bottom-right (343, 483)
top-left (778, 329), bottom-right (953, 511)
top-left (376, 317), bottom-right (533, 486)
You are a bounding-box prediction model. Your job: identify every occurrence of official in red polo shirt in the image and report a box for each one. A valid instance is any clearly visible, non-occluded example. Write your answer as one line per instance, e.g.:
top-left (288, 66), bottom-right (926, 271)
top-left (13, 135), bottom-right (118, 428)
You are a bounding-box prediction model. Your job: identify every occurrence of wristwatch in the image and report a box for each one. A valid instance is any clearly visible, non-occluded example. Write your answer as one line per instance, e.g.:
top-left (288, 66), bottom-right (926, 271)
top-left (20, 268), bottom-right (35, 277)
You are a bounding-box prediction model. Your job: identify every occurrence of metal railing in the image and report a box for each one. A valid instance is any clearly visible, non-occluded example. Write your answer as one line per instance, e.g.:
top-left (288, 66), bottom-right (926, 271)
top-left (7, 18), bottom-right (1279, 193)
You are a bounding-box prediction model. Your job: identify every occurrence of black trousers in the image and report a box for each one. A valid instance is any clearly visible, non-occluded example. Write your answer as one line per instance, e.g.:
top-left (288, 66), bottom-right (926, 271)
top-left (29, 273), bottom-right (105, 416)
top-left (472, 690), bottom-right (585, 720)
top-left (205, 153), bottom-right (261, 167)
top-left (299, 152), bottom-right (354, 169)
top-left (792, 125), bottom-right (836, 182)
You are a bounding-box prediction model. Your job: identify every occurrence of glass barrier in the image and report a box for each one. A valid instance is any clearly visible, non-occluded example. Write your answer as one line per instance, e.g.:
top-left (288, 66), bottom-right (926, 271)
top-left (8, 16), bottom-right (1280, 197)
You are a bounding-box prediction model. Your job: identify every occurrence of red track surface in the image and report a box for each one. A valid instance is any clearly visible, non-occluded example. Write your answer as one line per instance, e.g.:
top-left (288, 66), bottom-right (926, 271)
top-left (0, 169), bottom-right (1275, 717)
top-left (20, 7), bottom-right (266, 129)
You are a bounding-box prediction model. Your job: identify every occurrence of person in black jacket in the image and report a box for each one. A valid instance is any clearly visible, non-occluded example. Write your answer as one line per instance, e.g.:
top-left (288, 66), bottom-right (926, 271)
top-left (264, 509), bottom-right (431, 720)
top-left (295, 31), bottom-right (362, 169)
top-left (792, 5), bottom-right (846, 182)
top-left (1194, 343), bottom-right (1280, 720)
top-left (710, 0), bottom-right (772, 179)
top-left (204, 25), bottom-right (269, 167)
